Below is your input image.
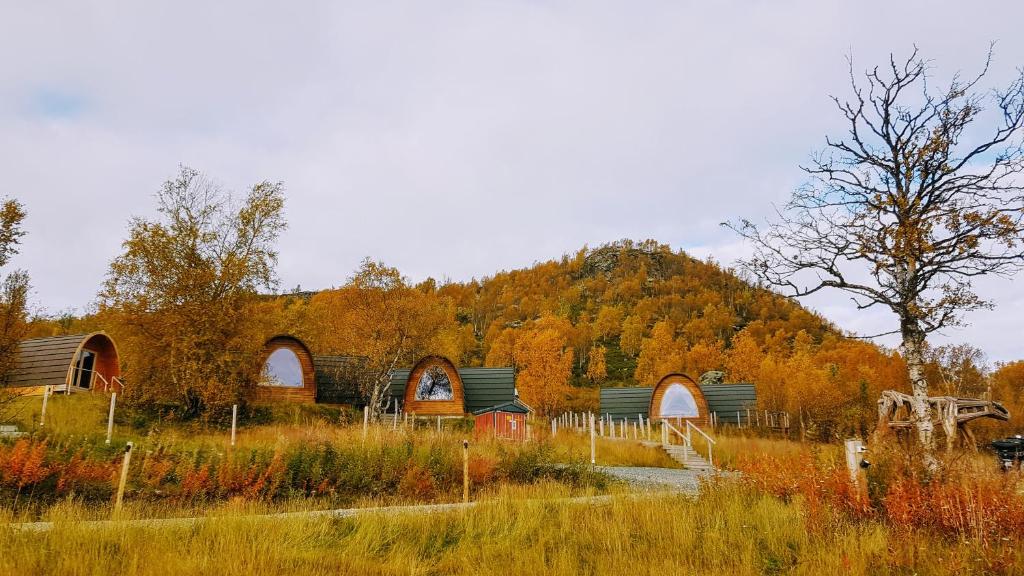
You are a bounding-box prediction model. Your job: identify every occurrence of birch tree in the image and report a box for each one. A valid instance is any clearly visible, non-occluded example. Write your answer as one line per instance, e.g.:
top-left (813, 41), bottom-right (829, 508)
top-left (728, 48), bottom-right (1024, 466)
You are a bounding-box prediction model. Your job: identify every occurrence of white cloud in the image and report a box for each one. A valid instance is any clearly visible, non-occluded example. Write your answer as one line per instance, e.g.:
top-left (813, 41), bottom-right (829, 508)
top-left (2, 0), bottom-right (1023, 360)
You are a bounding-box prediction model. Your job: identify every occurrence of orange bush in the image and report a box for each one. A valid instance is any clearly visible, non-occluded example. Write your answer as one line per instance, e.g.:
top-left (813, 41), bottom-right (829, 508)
top-left (885, 474), bottom-right (1024, 546)
top-left (56, 451), bottom-right (116, 494)
top-left (468, 455), bottom-right (497, 485)
top-left (734, 450), bottom-right (861, 531)
top-left (398, 464), bottom-right (436, 501)
top-left (736, 446), bottom-right (1024, 545)
top-left (0, 439), bottom-right (51, 490)
top-left (180, 463), bottom-right (212, 499)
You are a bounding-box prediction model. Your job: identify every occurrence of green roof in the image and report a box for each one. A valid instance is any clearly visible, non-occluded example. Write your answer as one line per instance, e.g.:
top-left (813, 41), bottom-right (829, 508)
top-left (471, 399), bottom-right (532, 415)
top-left (313, 355), bottom-right (367, 404)
top-left (700, 383), bottom-right (757, 424)
top-left (599, 387), bottom-right (653, 422)
top-left (390, 367), bottom-right (517, 413)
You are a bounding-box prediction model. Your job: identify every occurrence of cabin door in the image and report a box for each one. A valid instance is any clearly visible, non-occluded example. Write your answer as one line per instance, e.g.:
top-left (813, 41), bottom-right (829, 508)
top-left (74, 350), bottom-right (96, 389)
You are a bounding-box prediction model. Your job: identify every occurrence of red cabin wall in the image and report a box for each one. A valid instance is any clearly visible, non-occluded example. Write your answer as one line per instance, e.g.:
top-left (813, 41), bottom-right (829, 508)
top-left (474, 411), bottom-right (527, 441)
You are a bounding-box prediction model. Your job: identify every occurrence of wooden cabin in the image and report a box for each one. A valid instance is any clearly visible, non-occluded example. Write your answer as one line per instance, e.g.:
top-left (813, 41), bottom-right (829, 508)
top-left (251, 335), bottom-right (317, 403)
top-left (473, 399), bottom-right (531, 440)
top-left (599, 373), bottom-right (756, 426)
top-left (388, 358), bottom-right (518, 417)
top-left (5, 333), bottom-right (121, 395)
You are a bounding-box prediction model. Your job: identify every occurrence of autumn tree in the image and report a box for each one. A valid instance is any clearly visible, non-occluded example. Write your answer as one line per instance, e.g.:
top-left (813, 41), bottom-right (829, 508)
top-left (306, 260), bottom-right (459, 420)
top-left (0, 199), bottom-right (29, 422)
top-left (100, 167), bottom-right (286, 416)
top-left (724, 329), bottom-right (764, 383)
top-left (514, 328), bottom-right (573, 415)
top-left (619, 314), bottom-right (644, 357)
top-left (924, 343), bottom-right (988, 398)
top-left (633, 320), bottom-right (686, 385)
top-left (586, 344), bottom-right (607, 383)
top-left (729, 49), bottom-right (1024, 463)
top-left (990, 360), bottom-right (1024, 429)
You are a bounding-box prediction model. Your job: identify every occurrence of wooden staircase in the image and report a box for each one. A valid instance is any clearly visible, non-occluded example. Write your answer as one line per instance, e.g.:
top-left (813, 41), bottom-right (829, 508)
top-left (651, 420), bottom-right (717, 473)
top-left (661, 443), bottom-right (714, 472)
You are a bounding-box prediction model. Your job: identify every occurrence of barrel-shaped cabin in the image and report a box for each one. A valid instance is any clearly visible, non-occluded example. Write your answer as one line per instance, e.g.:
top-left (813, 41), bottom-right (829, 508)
top-left (251, 335), bottom-right (317, 403)
top-left (599, 373), bottom-right (756, 426)
top-left (388, 357), bottom-right (519, 417)
top-left (4, 333), bottom-right (121, 395)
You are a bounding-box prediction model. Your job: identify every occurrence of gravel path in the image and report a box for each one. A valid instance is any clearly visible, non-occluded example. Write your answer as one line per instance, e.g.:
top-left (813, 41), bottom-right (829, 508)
top-left (597, 466), bottom-right (709, 493)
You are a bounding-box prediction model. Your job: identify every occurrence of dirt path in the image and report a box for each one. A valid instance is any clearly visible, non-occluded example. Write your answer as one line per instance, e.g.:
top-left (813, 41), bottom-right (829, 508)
top-left (6, 466), bottom-right (709, 533)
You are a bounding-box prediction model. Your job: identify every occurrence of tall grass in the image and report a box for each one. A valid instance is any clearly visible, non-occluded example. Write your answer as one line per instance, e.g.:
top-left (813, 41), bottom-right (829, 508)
top-left (2, 482), bottom-right (1020, 575)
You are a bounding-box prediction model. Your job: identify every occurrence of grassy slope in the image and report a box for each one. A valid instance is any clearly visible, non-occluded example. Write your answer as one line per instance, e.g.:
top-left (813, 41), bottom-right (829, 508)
top-left (3, 484), bottom-right (1018, 576)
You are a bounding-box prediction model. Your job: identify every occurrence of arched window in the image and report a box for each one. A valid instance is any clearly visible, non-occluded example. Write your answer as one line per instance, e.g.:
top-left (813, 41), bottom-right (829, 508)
top-left (262, 348), bottom-right (304, 388)
top-left (660, 383), bottom-right (699, 418)
top-left (415, 365), bottom-right (453, 400)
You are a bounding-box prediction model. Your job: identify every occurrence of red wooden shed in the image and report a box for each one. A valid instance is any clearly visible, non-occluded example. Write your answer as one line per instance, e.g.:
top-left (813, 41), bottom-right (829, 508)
top-left (473, 400), bottom-right (531, 441)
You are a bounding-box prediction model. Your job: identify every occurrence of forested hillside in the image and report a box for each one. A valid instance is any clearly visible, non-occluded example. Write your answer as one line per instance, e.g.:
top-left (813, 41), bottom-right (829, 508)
top-left (32, 239), bottom-right (1002, 437)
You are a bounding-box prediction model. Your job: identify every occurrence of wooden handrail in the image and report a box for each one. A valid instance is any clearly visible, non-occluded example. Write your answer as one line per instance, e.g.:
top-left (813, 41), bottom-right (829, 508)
top-left (661, 419), bottom-right (715, 469)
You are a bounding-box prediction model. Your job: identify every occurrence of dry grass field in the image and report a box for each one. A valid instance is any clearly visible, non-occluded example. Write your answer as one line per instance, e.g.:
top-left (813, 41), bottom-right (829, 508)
top-left (3, 394), bottom-right (1024, 575)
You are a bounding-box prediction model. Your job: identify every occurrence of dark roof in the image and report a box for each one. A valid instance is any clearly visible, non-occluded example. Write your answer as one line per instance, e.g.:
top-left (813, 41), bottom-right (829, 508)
top-left (701, 383), bottom-right (757, 424)
top-left (390, 366), bottom-right (517, 413)
top-left (5, 334), bottom-right (91, 388)
top-left (313, 355), bottom-right (368, 404)
top-left (599, 383), bottom-right (758, 424)
top-left (599, 387), bottom-right (653, 422)
top-left (472, 398), bottom-right (532, 415)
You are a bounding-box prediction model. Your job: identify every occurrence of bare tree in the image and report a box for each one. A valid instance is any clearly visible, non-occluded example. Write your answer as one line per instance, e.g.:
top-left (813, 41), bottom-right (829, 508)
top-left (727, 47), bottom-right (1024, 466)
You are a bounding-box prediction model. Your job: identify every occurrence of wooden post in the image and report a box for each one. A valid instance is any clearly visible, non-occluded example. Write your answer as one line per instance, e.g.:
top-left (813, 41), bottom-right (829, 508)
top-left (598, 417), bottom-right (604, 437)
top-left (113, 442), bottom-right (134, 517)
top-left (230, 404), bottom-right (238, 447)
top-left (551, 419), bottom-right (556, 438)
top-left (437, 415), bottom-right (442, 433)
top-left (589, 413), bottom-right (596, 465)
top-left (393, 408), bottom-right (398, 430)
top-left (462, 439), bottom-right (470, 503)
top-left (737, 411), bottom-right (741, 429)
top-left (105, 392), bottom-right (117, 444)
top-left (39, 385), bottom-right (50, 427)
top-left (646, 417), bottom-right (652, 441)
top-left (662, 420), bottom-right (668, 445)
top-left (747, 409), bottom-right (751, 429)
top-left (362, 406), bottom-right (369, 442)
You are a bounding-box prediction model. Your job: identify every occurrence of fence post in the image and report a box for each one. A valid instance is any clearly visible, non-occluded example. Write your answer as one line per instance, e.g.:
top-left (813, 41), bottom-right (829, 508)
top-left (231, 404), bottom-right (238, 447)
top-left (437, 415), bottom-right (442, 433)
top-left (589, 413), bottom-right (596, 465)
top-left (462, 439), bottom-right (470, 503)
top-left (362, 406), bottom-right (369, 442)
top-left (105, 392), bottom-right (117, 444)
top-left (113, 442), bottom-right (133, 517)
top-left (598, 416), bottom-right (604, 437)
top-left (39, 385), bottom-right (50, 427)
top-left (551, 419), bottom-right (556, 438)
top-left (662, 420), bottom-right (668, 445)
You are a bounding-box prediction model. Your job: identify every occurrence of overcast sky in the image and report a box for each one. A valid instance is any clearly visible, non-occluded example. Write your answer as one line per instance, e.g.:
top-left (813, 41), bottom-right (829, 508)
top-left (3, 1), bottom-right (1023, 362)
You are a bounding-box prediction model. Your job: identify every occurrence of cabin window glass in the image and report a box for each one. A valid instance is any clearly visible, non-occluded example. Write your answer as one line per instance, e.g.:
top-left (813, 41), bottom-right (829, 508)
top-left (261, 348), bottom-right (304, 388)
top-left (415, 365), bottom-right (453, 400)
top-left (660, 383), bottom-right (699, 418)
top-left (74, 350), bottom-right (96, 389)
